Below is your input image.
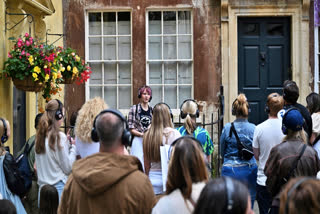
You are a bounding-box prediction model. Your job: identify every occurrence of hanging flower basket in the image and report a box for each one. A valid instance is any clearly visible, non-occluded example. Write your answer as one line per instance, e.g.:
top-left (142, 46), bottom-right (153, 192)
top-left (13, 76), bottom-right (43, 92)
top-left (61, 76), bottom-right (75, 84)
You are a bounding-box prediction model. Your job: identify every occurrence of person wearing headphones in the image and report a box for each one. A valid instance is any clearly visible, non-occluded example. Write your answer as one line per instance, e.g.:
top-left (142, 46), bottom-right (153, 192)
top-left (177, 99), bottom-right (214, 161)
top-left (143, 103), bottom-right (181, 195)
top-left (128, 86), bottom-right (153, 169)
top-left (152, 136), bottom-right (208, 214)
top-left (264, 108), bottom-right (320, 214)
top-left (279, 177), bottom-right (320, 214)
top-left (0, 118), bottom-right (27, 214)
top-left (59, 109), bottom-right (156, 214)
top-left (252, 93), bottom-right (284, 214)
top-left (35, 99), bottom-right (77, 202)
top-left (220, 93), bottom-right (257, 208)
top-left (278, 80), bottom-right (312, 141)
top-left (194, 177), bottom-right (254, 214)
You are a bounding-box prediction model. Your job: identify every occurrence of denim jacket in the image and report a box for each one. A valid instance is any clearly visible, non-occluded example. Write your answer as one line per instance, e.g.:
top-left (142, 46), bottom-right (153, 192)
top-left (220, 119), bottom-right (257, 165)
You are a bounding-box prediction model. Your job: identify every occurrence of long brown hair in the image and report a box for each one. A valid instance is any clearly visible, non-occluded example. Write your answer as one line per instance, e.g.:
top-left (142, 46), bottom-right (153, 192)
top-left (181, 100), bottom-right (197, 134)
top-left (166, 137), bottom-right (208, 199)
top-left (36, 100), bottom-right (63, 154)
top-left (143, 103), bottom-right (173, 162)
top-left (279, 177), bottom-right (320, 214)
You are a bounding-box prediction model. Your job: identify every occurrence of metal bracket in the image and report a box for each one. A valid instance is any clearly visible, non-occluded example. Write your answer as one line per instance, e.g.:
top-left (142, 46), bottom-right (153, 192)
top-left (5, 8), bottom-right (34, 35)
top-left (46, 29), bottom-right (64, 45)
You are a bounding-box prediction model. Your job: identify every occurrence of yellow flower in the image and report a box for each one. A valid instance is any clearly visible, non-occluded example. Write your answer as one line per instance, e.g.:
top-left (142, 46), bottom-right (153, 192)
top-left (44, 65), bottom-right (47, 69)
top-left (60, 57), bottom-right (63, 61)
top-left (67, 65), bottom-right (71, 71)
top-left (32, 72), bottom-right (38, 81)
top-left (75, 55), bottom-right (80, 62)
top-left (52, 72), bottom-right (57, 80)
top-left (72, 67), bottom-right (78, 74)
top-left (34, 66), bottom-right (41, 74)
top-left (45, 74), bottom-right (50, 82)
top-left (28, 56), bottom-right (34, 65)
top-left (61, 67), bottom-right (65, 72)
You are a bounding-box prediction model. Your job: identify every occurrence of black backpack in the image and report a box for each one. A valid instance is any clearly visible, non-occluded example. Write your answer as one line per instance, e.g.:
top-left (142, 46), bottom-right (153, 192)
top-left (3, 152), bottom-right (28, 197)
top-left (15, 141), bottom-right (35, 193)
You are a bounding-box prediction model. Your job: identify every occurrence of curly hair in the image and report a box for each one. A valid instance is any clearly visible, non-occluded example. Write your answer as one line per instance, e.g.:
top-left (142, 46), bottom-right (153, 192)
top-left (75, 97), bottom-right (108, 143)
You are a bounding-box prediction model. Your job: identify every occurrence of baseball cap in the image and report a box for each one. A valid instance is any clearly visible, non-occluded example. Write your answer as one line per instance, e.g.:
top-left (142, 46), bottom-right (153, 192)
top-left (282, 108), bottom-right (304, 131)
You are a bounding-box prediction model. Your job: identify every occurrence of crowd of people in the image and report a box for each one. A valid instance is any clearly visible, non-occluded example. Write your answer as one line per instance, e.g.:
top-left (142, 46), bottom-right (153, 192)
top-left (0, 82), bottom-right (320, 214)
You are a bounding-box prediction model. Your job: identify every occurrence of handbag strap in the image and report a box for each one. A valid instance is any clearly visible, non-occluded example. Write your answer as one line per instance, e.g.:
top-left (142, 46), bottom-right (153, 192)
top-left (283, 144), bottom-right (307, 182)
top-left (230, 122), bottom-right (246, 149)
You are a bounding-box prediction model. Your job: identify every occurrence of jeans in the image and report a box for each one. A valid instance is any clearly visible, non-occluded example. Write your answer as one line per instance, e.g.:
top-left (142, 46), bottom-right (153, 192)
top-left (221, 164), bottom-right (258, 208)
top-left (256, 183), bottom-right (272, 214)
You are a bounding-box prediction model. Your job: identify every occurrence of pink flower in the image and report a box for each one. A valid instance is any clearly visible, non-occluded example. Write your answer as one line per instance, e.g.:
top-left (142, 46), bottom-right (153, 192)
top-left (19, 56), bottom-right (22, 59)
top-left (40, 44), bottom-right (43, 49)
top-left (8, 52), bottom-right (12, 58)
top-left (21, 50), bottom-right (25, 55)
top-left (26, 41), bottom-right (30, 46)
top-left (17, 41), bottom-right (22, 48)
top-left (26, 53), bottom-right (30, 57)
top-left (25, 33), bottom-right (29, 37)
top-left (29, 37), bottom-right (33, 41)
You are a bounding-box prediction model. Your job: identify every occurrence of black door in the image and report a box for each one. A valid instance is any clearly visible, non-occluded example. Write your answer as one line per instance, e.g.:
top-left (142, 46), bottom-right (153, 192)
top-left (238, 17), bottom-right (291, 125)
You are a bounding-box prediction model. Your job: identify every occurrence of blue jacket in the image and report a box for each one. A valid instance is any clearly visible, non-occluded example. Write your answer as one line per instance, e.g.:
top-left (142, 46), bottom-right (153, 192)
top-left (220, 119), bottom-right (257, 165)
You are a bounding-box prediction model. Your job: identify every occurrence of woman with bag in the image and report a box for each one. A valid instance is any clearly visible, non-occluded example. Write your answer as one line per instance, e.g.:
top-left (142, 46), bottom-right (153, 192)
top-left (35, 99), bottom-right (77, 202)
top-left (220, 93), bottom-right (257, 207)
top-left (0, 118), bottom-right (26, 214)
top-left (143, 103), bottom-right (181, 195)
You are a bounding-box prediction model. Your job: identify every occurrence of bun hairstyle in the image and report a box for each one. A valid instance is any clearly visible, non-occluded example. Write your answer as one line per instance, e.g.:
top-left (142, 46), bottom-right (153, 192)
top-left (266, 93), bottom-right (284, 116)
top-left (232, 94), bottom-right (249, 117)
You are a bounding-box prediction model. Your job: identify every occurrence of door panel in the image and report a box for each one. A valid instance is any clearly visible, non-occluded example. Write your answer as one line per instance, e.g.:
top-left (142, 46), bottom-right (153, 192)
top-left (238, 17), bottom-right (290, 125)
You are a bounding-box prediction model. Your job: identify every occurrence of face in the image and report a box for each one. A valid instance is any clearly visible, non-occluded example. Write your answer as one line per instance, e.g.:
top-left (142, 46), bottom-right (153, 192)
top-left (245, 196), bottom-right (254, 214)
top-left (140, 89), bottom-right (151, 103)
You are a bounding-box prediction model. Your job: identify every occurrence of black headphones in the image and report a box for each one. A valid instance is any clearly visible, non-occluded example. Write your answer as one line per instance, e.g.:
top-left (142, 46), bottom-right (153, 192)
top-left (223, 176), bottom-right (235, 214)
top-left (55, 99), bottom-right (64, 120)
top-left (138, 85), bottom-right (152, 102)
top-left (231, 98), bottom-right (250, 116)
top-left (0, 118), bottom-right (8, 144)
top-left (284, 177), bottom-right (316, 214)
top-left (153, 102), bottom-right (173, 121)
top-left (180, 99), bottom-right (200, 119)
top-left (91, 109), bottom-right (132, 146)
top-left (281, 107), bottom-right (300, 135)
top-left (265, 93), bottom-right (279, 114)
top-left (168, 135), bottom-right (204, 161)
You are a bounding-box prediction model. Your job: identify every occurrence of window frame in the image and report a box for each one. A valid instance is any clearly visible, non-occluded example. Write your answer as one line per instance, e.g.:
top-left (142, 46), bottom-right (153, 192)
top-left (85, 9), bottom-right (133, 109)
top-left (315, 26), bottom-right (320, 93)
top-left (145, 8), bottom-right (194, 110)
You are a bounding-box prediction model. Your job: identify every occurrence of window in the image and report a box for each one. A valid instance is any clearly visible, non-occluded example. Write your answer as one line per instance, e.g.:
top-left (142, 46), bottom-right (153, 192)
top-left (86, 11), bottom-right (132, 109)
top-left (315, 27), bottom-right (320, 93)
top-left (146, 10), bottom-right (193, 109)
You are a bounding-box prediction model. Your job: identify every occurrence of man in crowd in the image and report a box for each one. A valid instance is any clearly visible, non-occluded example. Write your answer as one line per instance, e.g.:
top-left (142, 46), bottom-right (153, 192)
top-left (58, 110), bottom-right (156, 214)
top-left (253, 93), bottom-right (284, 214)
top-left (278, 80), bottom-right (312, 140)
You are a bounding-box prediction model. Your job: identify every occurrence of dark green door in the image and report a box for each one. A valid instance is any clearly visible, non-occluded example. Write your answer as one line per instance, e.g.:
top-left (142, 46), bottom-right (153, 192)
top-left (238, 17), bottom-right (291, 125)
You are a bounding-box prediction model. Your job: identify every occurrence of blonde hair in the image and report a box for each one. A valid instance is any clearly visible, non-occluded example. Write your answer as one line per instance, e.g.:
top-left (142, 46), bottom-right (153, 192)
top-left (166, 137), bottom-right (208, 199)
top-left (267, 93), bottom-right (284, 116)
top-left (0, 118), bottom-right (10, 155)
top-left (143, 103), bottom-right (173, 162)
top-left (283, 129), bottom-right (307, 144)
top-left (181, 100), bottom-right (197, 134)
top-left (75, 97), bottom-right (108, 143)
top-left (36, 100), bottom-right (63, 154)
top-left (233, 93), bottom-right (249, 117)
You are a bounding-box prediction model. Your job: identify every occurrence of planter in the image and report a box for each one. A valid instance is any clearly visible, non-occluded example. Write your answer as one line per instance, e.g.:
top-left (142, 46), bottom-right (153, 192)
top-left (61, 77), bottom-right (75, 84)
top-left (13, 76), bottom-right (43, 92)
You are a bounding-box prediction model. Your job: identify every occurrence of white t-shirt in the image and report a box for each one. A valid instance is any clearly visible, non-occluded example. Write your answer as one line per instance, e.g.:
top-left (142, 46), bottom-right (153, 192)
top-left (253, 118), bottom-right (284, 186)
top-left (75, 137), bottom-right (100, 158)
top-left (312, 113), bottom-right (320, 134)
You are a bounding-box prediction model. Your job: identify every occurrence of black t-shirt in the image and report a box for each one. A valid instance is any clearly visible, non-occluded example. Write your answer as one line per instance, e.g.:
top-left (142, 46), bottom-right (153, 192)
top-left (139, 107), bottom-right (152, 130)
top-left (284, 103), bottom-right (313, 139)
